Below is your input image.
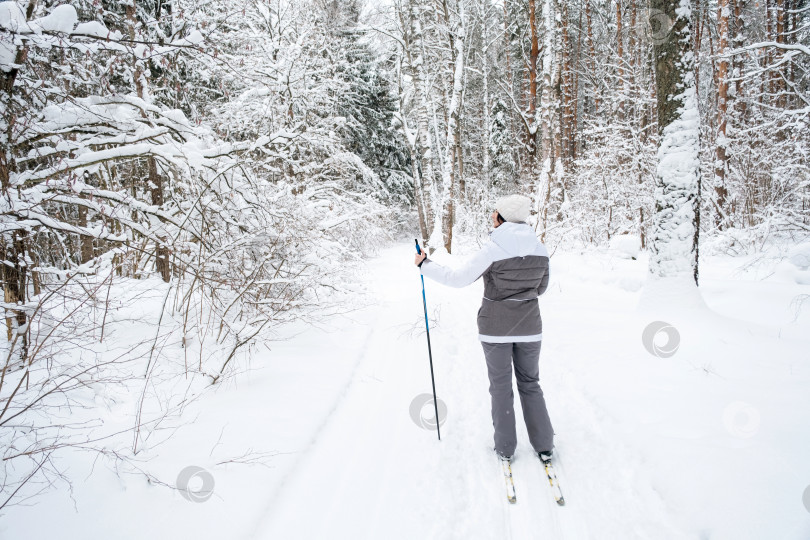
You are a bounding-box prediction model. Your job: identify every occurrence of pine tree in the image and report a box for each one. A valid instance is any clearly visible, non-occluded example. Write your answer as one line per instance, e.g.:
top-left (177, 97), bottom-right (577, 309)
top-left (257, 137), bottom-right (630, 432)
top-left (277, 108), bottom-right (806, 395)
top-left (489, 97), bottom-right (518, 190)
top-left (335, 27), bottom-right (412, 203)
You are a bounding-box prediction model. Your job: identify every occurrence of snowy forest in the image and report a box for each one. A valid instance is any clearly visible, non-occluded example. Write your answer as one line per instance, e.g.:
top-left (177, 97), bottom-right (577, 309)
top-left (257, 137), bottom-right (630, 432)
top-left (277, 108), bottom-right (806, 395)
top-left (1, 0), bottom-right (809, 537)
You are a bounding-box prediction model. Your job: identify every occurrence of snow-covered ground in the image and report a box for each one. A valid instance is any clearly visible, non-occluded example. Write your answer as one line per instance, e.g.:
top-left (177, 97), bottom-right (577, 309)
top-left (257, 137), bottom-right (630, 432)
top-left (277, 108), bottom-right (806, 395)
top-left (2, 241), bottom-right (810, 539)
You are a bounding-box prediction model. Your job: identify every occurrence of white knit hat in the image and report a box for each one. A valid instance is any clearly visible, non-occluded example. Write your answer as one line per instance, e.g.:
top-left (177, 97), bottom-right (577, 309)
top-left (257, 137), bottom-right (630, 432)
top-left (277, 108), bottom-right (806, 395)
top-left (495, 194), bottom-right (531, 223)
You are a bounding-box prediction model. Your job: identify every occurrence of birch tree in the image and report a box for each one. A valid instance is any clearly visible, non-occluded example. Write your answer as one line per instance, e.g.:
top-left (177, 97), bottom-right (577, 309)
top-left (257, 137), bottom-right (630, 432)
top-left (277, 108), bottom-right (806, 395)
top-left (436, 0), bottom-right (466, 253)
top-left (537, 0), bottom-right (561, 238)
top-left (399, 0), bottom-right (440, 245)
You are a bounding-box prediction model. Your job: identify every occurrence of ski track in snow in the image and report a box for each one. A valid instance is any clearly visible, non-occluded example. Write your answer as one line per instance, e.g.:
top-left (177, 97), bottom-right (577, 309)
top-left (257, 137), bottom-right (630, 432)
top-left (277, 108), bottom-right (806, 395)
top-left (247, 243), bottom-right (696, 540)
top-left (245, 323), bottom-right (378, 537)
top-left (4, 242), bottom-right (809, 540)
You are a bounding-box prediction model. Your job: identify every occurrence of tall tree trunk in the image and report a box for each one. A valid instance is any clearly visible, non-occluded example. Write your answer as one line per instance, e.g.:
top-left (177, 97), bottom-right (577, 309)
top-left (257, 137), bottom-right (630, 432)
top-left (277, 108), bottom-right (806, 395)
top-left (693, 0), bottom-right (704, 93)
top-left (1, 0), bottom-right (37, 358)
top-left (787, 0), bottom-right (796, 92)
top-left (503, 0), bottom-right (515, 110)
top-left (585, 0), bottom-right (599, 114)
top-left (715, 0), bottom-right (731, 228)
top-left (775, 0), bottom-right (785, 107)
top-left (482, 2), bottom-right (492, 190)
top-left (527, 0), bottom-right (540, 176)
top-left (438, 0), bottom-right (465, 253)
top-left (616, 0), bottom-right (625, 121)
top-left (628, 0), bottom-right (637, 123)
top-left (767, 0), bottom-right (775, 96)
top-left (538, 0), bottom-right (559, 238)
top-left (551, 0), bottom-right (565, 221)
top-left (560, 0), bottom-right (573, 164)
top-left (571, 2), bottom-right (582, 162)
top-left (127, 2), bottom-right (170, 282)
top-left (731, 0), bottom-right (746, 117)
top-left (706, 0), bottom-right (716, 98)
top-left (649, 0), bottom-right (702, 285)
top-left (396, 8), bottom-right (430, 241)
top-left (406, 0), bottom-right (439, 244)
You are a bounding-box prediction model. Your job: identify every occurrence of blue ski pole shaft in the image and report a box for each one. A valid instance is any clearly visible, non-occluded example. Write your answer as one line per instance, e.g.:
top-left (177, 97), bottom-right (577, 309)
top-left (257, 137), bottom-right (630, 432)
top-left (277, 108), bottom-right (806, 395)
top-left (416, 240), bottom-right (441, 441)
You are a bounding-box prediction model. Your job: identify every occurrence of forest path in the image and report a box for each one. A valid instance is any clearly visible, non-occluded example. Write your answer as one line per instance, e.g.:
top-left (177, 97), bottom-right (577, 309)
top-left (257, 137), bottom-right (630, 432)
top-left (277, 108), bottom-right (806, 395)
top-left (247, 242), bottom-right (691, 540)
top-left (5, 242), bottom-right (807, 540)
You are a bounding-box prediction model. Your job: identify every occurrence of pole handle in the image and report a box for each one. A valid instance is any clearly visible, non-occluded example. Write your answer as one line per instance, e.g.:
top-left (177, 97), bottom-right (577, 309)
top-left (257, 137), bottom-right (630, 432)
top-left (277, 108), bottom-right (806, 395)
top-left (415, 239), bottom-right (426, 267)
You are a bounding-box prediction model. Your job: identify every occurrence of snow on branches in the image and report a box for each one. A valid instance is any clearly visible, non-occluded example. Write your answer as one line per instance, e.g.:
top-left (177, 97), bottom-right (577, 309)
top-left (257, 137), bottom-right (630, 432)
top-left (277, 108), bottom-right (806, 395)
top-left (0, 0), bottom-right (401, 509)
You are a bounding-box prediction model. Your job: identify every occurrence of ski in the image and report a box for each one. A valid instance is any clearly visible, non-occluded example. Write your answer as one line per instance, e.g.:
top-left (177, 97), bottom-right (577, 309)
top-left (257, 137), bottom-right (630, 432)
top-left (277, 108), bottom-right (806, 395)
top-left (540, 455), bottom-right (565, 506)
top-left (500, 457), bottom-right (517, 504)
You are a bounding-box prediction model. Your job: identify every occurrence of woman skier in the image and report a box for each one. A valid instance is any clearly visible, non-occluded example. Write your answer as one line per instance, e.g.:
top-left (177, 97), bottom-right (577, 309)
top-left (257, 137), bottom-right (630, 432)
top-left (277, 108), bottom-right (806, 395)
top-left (413, 194), bottom-right (554, 463)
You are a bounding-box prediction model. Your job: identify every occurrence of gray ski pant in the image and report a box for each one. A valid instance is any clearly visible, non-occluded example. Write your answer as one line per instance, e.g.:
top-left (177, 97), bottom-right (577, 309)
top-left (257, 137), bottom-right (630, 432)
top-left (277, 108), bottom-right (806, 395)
top-left (481, 341), bottom-right (554, 457)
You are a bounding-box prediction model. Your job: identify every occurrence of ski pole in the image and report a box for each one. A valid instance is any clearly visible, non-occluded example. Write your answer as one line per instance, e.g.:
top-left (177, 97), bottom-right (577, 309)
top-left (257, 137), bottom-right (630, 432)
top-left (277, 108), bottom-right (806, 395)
top-left (415, 239), bottom-right (441, 441)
